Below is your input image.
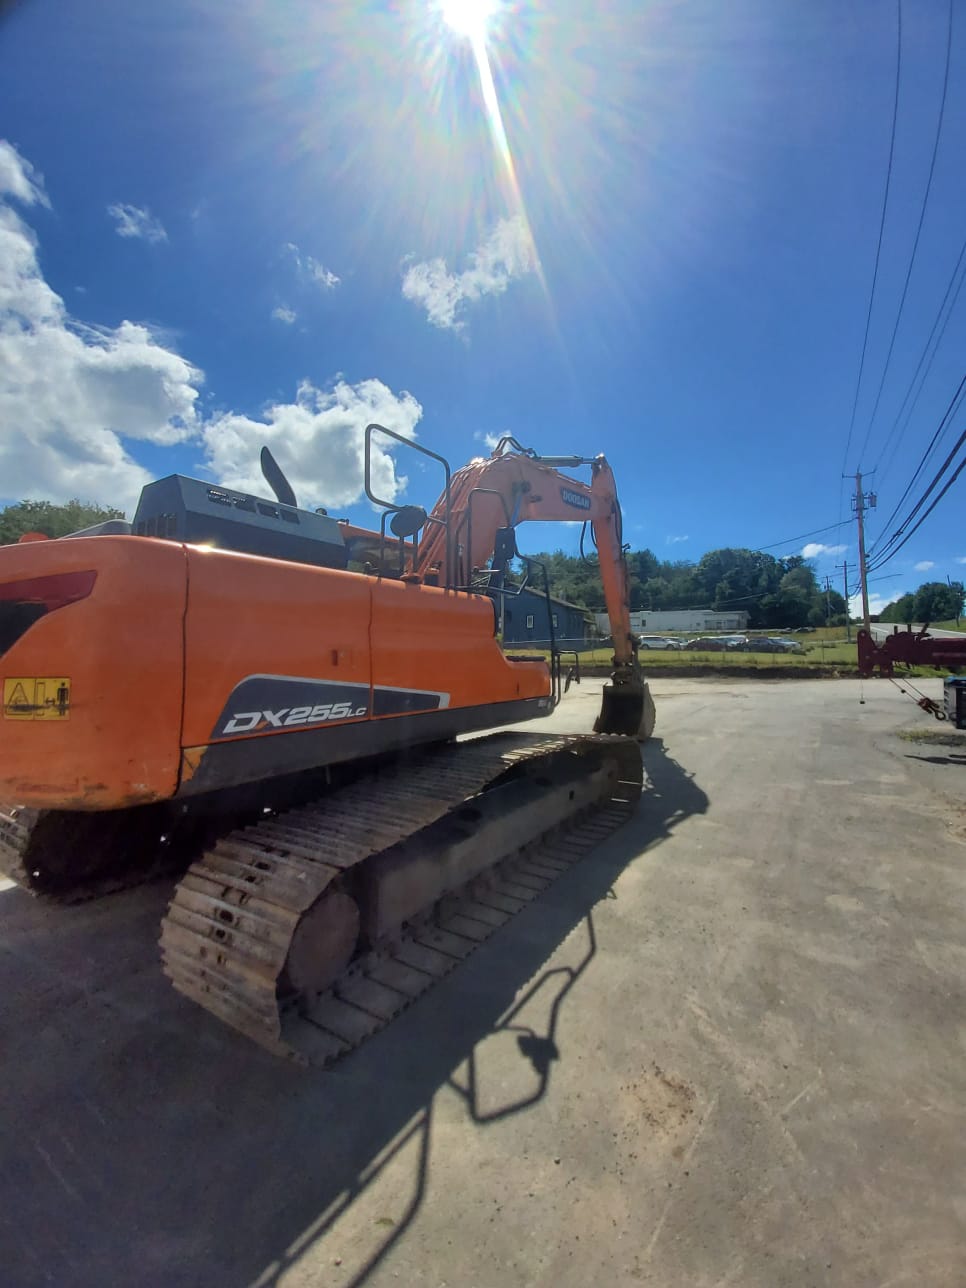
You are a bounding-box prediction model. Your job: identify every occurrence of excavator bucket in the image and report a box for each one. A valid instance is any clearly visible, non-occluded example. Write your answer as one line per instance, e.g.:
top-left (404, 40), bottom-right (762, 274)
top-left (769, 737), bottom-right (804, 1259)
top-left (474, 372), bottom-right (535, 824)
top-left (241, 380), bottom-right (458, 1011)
top-left (594, 679), bottom-right (656, 741)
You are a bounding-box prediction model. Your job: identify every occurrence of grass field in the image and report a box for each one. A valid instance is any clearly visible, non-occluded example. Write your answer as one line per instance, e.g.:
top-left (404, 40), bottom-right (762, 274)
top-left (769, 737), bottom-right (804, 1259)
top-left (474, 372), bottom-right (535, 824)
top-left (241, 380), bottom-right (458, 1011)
top-left (511, 644), bottom-right (855, 672)
top-left (508, 625), bottom-right (944, 677)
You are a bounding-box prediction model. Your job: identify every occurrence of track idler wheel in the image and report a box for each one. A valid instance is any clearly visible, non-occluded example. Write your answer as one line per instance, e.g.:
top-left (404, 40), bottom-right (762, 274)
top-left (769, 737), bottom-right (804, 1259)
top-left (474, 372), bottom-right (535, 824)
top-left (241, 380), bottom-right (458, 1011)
top-left (283, 889), bottom-right (360, 1002)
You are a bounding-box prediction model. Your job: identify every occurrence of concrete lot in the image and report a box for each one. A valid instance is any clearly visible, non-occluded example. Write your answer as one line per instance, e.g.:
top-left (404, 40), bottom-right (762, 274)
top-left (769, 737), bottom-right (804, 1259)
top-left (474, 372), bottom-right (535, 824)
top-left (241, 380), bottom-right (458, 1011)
top-left (1, 677), bottom-right (964, 1287)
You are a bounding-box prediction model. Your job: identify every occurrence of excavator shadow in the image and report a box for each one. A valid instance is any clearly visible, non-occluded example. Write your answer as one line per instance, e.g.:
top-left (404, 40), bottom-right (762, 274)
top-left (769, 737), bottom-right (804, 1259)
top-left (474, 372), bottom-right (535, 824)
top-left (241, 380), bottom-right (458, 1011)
top-left (0, 737), bottom-right (706, 1288)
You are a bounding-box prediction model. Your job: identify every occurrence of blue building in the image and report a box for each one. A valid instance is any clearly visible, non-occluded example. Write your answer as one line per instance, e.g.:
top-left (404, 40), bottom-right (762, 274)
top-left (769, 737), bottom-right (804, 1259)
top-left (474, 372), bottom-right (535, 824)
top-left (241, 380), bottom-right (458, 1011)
top-left (499, 587), bottom-right (594, 651)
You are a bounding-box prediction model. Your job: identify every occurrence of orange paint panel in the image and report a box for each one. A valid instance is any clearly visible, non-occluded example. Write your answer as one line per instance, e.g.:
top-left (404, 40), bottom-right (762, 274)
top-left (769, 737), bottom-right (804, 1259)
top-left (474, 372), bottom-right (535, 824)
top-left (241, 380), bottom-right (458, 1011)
top-left (1, 534), bottom-right (552, 812)
top-left (369, 579), bottom-right (550, 712)
top-left (0, 537), bottom-right (187, 809)
top-left (181, 547), bottom-right (372, 747)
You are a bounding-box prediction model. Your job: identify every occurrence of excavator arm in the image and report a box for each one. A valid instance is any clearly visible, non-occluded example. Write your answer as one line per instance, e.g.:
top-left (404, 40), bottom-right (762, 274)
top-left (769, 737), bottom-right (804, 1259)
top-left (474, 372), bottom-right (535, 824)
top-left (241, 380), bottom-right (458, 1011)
top-left (406, 434), bottom-right (654, 739)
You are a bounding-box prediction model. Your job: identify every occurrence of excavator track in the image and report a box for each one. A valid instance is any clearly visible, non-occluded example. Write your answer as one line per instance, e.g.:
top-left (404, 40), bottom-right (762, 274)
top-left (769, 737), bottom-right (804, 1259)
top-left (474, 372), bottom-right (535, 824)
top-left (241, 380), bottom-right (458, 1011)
top-left (0, 806), bottom-right (39, 890)
top-left (0, 801), bottom-right (178, 904)
top-left (161, 732), bottom-right (643, 1064)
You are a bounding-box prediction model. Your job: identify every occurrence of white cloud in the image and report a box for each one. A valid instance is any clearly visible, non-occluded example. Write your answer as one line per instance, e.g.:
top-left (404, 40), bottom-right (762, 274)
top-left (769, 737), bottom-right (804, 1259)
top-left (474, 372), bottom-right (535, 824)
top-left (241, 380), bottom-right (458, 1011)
top-left (203, 378), bottom-right (422, 510)
top-left (849, 591), bottom-right (894, 619)
top-left (0, 140), bottom-right (49, 208)
top-left (666, 534), bottom-right (689, 545)
top-left (473, 430), bottom-right (502, 452)
top-left (1, 144), bottom-right (198, 509)
top-left (271, 305), bottom-right (296, 324)
top-left (307, 260), bottom-right (339, 290)
top-left (287, 242), bottom-right (339, 291)
top-left (913, 560), bottom-right (935, 572)
top-left (957, 556), bottom-right (966, 565)
top-left (0, 142), bottom-right (418, 517)
top-left (107, 202), bottom-right (167, 244)
top-left (402, 215), bottom-right (536, 331)
top-left (802, 542), bottom-right (847, 558)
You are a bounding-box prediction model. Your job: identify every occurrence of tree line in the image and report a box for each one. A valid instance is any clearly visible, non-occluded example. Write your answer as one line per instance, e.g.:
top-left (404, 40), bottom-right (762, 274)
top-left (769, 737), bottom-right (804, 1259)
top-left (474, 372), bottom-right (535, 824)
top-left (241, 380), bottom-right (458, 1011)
top-left (878, 581), bottom-right (964, 625)
top-left (525, 545), bottom-right (965, 628)
top-left (0, 499), bottom-right (124, 545)
top-left (525, 546), bottom-right (848, 629)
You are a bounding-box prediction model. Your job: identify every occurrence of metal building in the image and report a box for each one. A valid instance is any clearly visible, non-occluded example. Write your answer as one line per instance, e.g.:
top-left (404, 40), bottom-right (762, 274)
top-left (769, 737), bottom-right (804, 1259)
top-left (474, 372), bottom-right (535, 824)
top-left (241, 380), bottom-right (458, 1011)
top-left (502, 589), bottom-right (594, 650)
top-left (594, 608), bottom-right (750, 635)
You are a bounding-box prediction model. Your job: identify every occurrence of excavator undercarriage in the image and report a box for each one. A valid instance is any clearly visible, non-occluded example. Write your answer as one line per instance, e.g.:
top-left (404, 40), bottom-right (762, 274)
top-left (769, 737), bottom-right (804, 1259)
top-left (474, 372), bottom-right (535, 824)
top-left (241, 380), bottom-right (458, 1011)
top-left (1, 731), bottom-right (642, 1066)
top-left (162, 732), bottom-right (642, 1064)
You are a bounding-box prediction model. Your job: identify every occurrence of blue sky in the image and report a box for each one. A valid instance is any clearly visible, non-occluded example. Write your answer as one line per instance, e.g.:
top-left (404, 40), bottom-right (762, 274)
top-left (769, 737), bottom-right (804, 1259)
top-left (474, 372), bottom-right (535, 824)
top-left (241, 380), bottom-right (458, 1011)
top-left (2, 0), bottom-right (964, 613)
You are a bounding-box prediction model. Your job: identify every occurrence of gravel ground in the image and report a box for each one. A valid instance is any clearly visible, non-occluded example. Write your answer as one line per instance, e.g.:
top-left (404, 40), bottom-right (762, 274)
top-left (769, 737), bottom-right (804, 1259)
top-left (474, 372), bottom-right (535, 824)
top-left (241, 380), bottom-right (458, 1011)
top-left (1, 675), bottom-right (963, 1287)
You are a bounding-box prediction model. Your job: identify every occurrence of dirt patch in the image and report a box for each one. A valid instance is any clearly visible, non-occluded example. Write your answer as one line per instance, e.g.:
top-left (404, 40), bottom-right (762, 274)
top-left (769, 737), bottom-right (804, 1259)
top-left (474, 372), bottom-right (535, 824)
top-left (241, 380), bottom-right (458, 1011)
top-left (621, 1063), bottom-right (697, 1135)
top-left (896, 728), bottom-right (966, 748)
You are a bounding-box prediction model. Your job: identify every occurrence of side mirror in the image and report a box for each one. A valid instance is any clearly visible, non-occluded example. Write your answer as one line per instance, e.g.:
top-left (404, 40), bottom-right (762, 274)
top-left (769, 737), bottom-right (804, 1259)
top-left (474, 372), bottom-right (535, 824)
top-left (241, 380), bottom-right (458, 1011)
top-left (389, 505), bottom-right (427, 539)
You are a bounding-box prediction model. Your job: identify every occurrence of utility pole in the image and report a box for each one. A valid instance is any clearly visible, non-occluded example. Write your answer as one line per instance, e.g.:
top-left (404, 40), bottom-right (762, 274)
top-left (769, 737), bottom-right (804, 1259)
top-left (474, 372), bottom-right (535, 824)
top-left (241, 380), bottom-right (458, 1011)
top-left (823, 575), bottom-right (832, 628)
top-left (851, 471), bottom-right (876, 635)
top-left (949, 574), bottom-right (963, 627)
top-left (842, 561), bottom-right (852, 641)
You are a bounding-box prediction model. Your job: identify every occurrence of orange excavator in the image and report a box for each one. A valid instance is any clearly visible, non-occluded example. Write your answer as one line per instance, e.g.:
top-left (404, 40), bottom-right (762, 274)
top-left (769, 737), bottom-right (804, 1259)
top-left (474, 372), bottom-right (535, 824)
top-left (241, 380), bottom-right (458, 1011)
top-left (0, 427), bottom-right (652, 1061)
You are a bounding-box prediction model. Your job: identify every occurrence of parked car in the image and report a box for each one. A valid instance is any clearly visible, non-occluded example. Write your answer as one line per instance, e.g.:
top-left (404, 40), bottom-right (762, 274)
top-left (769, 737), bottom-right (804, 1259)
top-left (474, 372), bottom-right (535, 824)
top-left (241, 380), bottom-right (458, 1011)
top-left (733, 637), bottom-right (801, 653)
top-left (682, 636), bottom-right (732, 651)
top-left (637, 635), bottom-right (682, 650)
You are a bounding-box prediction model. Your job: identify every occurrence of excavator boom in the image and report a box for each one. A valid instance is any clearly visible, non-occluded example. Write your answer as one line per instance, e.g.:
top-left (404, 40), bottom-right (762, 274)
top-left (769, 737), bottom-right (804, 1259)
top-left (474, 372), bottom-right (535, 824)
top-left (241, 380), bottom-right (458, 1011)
top-left (395, 431), bottom-right (652, 738)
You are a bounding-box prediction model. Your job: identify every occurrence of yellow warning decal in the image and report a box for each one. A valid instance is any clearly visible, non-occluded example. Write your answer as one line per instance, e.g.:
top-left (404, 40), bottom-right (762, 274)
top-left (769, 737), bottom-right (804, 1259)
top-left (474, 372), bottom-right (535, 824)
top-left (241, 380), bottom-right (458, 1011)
top-left (3, 677), bottom-right (71, 721)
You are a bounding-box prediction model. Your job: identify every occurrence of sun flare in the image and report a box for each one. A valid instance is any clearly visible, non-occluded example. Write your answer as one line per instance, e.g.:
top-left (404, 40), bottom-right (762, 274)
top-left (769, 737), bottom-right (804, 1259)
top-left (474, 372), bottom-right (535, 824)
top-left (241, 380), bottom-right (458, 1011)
top-left (439, 0), bottom-right (497, 41)
top-left (435, 0), bottom-right (543, 293)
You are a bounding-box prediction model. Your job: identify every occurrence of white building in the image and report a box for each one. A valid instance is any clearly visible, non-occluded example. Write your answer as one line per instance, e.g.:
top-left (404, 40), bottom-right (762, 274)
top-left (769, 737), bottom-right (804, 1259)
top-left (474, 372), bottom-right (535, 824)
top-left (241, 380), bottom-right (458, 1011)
top-left (594, 608), bottom-right (750, 635)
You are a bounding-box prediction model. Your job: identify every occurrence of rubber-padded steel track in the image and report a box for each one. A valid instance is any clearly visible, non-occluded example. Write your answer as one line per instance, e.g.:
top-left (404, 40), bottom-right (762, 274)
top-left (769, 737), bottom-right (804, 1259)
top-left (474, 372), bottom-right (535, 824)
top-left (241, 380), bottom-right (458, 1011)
top-left (160, 732), bottom-right (642, 1064)
top-left (0, 805), bottom-right (38, 890)
top-left (0, 802), bottom-right (176, 903)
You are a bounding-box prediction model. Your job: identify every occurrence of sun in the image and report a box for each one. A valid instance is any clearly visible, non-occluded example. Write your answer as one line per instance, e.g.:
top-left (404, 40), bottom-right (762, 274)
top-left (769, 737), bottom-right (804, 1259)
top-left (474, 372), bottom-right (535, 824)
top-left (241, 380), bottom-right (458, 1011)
top-left (439, 0), bottom-right (497, 41)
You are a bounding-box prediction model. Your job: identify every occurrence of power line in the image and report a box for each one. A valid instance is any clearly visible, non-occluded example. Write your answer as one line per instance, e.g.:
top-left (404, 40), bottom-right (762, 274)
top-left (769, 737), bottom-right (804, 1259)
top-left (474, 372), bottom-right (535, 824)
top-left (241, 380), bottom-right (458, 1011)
top-left (875, 234), bottom-right (966, 493)
top-left (868, 449), bottom-right (965, 570)
top-left (756, 520), bottom-right (850, 552)
top-left (840, 0), bottom-right (903, 477)
top-left (868, 408), bottom-right (966, 570)
top-left (859, 0), bottom-right (953, 467)
top-left (869, 371), bottom-right (966, 556)
top-left (872, 372), bottom-right (966, 551)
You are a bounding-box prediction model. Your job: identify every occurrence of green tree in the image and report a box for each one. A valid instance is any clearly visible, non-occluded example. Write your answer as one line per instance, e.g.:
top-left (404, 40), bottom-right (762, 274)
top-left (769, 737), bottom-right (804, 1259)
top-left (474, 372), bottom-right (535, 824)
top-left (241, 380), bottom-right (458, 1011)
top-left (911, 580), bottom-right (964, 624)
top-left (627, 548), bottom-right (660, 585)
top-left (517, 540), bottom-right (849, 630)
top-left (820, 588), bottom-right (848, 627)
top-left (773, 565), bottom-right (814, 627)
top-left (0, 499), bottom-right (126, 545)
top-left (641, 576), bottom-right (673, 609)
top-left (879, 593), bottom-right (916, 624)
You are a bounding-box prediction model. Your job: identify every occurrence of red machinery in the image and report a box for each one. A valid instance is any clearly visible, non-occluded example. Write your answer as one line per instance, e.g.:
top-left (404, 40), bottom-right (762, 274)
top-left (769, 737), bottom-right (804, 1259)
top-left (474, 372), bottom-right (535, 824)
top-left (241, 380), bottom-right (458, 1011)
top-left (856, 626), bottom-right (966, 677)
top-left (857, 627), bottom-right (966, 723)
